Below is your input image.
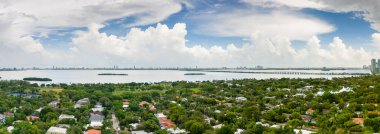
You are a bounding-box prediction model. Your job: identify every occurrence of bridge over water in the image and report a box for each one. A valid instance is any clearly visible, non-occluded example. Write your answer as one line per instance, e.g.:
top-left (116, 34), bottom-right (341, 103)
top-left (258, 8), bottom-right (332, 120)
top-left (205, 70), bottom-right (370, 76)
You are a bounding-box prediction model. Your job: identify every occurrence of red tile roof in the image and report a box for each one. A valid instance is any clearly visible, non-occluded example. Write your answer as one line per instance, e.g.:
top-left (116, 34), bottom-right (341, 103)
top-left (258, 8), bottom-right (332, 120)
top-left (87, 129), bottom-right (101, 134)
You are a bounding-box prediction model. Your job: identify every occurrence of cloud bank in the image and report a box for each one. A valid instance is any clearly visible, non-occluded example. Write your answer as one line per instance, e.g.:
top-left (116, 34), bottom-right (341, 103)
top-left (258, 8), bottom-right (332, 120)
top-left (0, 0), bottom-right (379, 67)
top-left (68, 23), bottom-right (378, 67)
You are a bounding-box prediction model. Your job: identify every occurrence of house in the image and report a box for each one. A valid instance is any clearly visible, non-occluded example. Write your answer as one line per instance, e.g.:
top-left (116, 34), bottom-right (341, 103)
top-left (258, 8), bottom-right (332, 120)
top-left (155, 113), bottom-right (166, 118)
top-left (92, 103), bottom-right (104, 112)
top-left (48, 100), bottom-right (59, 107)
top-left (46, 127), bottom-right (67, 134)
top-left (213, 124), bottom-right (223, 129)
top-left (129, 123), bottom-right (139, 130)
top-left (74, 98), bottom-right (89, 108)
top-left (352, 118), bottom-right (364, 126)
top-left (297, 86), bottom-right (314, 92)
top-left (234, 129), bottom-right (244, 134)
top-left (159, 117), bottom-right (175, 129)
top-left (264, 96), bottom-right (276, 99)
top-left (56, 124), bottom-right (71, 128)
top-left (293, 93), bottom-right (306, 98)
top-left (330, 87), bottom-right (353, 94)
top-left (306, 108), bottom-right (315, 115)
top-left (155, 113), bottom-right (175, 129)
top-left (131, 130), bottom-right (152, 134)
top-left (86, 129), bottom-right (101, 134)
top-left (27, 115), bottom-right (39, 121)
top-left (293, 129), bottom-right (314, 134)
top-left (3, 112), bottom-right (13, 117)
top-left (316, 91), bottom-right (325, 96)
top-left (122, 100), bottom-right (129, 110)
top-left (167, 128), bottom-right (186, 134)
top-left (279, 88), bottom-right (291, 91)
top-left (7, 126), bottom-right (14, 133)
top-left (256, 122), bottom-right (270, 127)
top-left (0, 114), bottom-right (5, 123)
top-left (236, 97), bottom-right (247, 101)
top-left (90, 113), bottom-right (104, 128)
top-left (35, 107), bottom-right (43, 113)
top-left (59, 114), bottom-right (76, 121)
top-left (301, 115), bottom-right (312, 123)
top-left (139, 101), bottom-right (149, 107)
top-left (149, 105), bottom-right (156, 111)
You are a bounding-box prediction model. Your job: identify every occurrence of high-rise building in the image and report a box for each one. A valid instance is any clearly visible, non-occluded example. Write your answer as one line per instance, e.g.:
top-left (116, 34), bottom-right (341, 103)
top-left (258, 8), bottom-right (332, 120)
top-left (371, 59), bottom-right (377, 73)
top-left (377, 59), bottom-right (380, 73)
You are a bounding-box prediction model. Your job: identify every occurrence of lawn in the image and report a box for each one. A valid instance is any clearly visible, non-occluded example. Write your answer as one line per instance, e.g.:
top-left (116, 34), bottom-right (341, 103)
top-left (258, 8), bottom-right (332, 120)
top-left (40, 87), bottom-right (64, 93)
top-left (190, 88), bottom-right (201, 93)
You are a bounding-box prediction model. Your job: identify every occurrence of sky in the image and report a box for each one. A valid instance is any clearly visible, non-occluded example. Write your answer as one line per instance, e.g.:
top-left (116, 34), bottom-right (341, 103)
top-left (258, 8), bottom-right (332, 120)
top-left (1, 0), bottom-right (380, 68)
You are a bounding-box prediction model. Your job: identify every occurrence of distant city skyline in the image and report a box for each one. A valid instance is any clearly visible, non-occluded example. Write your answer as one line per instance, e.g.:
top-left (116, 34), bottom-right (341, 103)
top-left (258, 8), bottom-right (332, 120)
top-left (1, 0), bottom-right (380, 67)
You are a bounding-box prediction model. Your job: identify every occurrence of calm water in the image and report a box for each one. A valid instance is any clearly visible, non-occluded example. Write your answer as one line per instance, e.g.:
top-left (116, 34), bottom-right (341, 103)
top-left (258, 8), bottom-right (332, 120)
top-left (0, 69), bottom-right (371, 84)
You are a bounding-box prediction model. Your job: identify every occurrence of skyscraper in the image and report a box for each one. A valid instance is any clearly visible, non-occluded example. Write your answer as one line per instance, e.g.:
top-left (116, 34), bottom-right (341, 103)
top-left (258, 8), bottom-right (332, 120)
top-left (371, 59), bottom-right (377, 74)
top-left (378, 59), bottom-right (380, 73)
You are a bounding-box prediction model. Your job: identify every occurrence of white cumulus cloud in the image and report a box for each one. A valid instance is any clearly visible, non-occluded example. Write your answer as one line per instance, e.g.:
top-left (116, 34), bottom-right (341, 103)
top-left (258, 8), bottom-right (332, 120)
top-left (68, 23), bottom-right (378, 67)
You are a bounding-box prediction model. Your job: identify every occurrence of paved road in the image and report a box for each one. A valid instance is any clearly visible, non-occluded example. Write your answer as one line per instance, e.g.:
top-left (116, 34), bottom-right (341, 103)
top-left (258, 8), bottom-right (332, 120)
top-left (112, 113), bottom-right (120, 134)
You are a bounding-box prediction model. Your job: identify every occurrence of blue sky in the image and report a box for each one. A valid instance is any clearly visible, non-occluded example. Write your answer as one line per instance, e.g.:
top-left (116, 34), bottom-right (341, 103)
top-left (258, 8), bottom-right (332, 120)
top-left (39, 0), bottom-right (376, 50)
top-left (1, 0), bottom-right (380, 67)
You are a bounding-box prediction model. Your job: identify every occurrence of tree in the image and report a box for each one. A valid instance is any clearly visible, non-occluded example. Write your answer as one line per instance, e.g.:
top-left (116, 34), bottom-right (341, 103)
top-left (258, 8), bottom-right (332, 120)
top-left (12, 121), bottom-right (40, 134)
top-left (245, 122), bottom-right (264, 134)
top-left (189, 122), bottom-right (206, 134)
top-left (287, 119), bottom-right (303, 128)
top-left (143, 119), bottom-right (160, 132)
top-left (184, 120), bottom-right (206, 134)
top-left (242, 106), bottom-right (260, 121)
top-left (67, 125), bottom-right (82, 134)
top-left (217, 125), bottom-right (234, 134)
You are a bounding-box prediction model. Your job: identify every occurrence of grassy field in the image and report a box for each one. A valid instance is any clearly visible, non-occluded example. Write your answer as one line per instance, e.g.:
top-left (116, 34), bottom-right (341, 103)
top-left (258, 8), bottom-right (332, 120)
top-left (190, 88), bottom-right (201, 93)
top-left (40, 87), bottom-right (64, 93)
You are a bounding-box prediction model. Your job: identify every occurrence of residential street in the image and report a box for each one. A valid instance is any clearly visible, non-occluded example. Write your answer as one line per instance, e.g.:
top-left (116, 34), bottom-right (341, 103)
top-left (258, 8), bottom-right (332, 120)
top-left (112, 112), bottom-right (120, 134)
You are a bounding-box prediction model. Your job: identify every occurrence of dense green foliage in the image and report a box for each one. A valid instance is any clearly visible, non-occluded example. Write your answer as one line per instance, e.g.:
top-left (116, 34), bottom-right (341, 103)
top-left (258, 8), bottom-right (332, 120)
top-left (0, 75), bottom-right (379, 133)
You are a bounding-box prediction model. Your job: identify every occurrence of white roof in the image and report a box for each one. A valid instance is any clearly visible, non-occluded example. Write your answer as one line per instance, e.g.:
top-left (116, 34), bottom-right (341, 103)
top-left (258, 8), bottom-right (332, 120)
top-left (213, 124), bottom-right (223, 129)
top-left (155, 113), bottom-right (166, 118)
top-left (256, 122), bottom-right (270, 127)
top-left (92, 107), bottom-right (104, 112)
top-left (131, 131), bottom-right (151, 134)
top-left (7, 126), bottom-right (14, 133)
top-left (167, 128), bottom-right (186, 134)
top-left (0, 114), bottom-right (5, 119)
top-left (129, 123), bottom-right (139, 129)
top-left (59, 114), bottom-right (75, 120)
top-left (90, 121), bottom-right (103, 127)
top-left (234, 129), bottom-right (244, 134)
top-left (236, 97), bottom-right (247, 101)
top-left (47, 127), bottom-right (67, 134)
top-left (293, 129), bottom-right (314, 134)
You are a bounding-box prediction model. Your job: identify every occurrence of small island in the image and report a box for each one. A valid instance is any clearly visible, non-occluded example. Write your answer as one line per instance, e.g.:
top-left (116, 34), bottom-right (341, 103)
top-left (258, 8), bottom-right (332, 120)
top-left (184, 73), bottom-right (206, 75)
top-left (98, 73), bottom-right (128, 76)
top-left (23, 77), bottom-right (52, 81)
